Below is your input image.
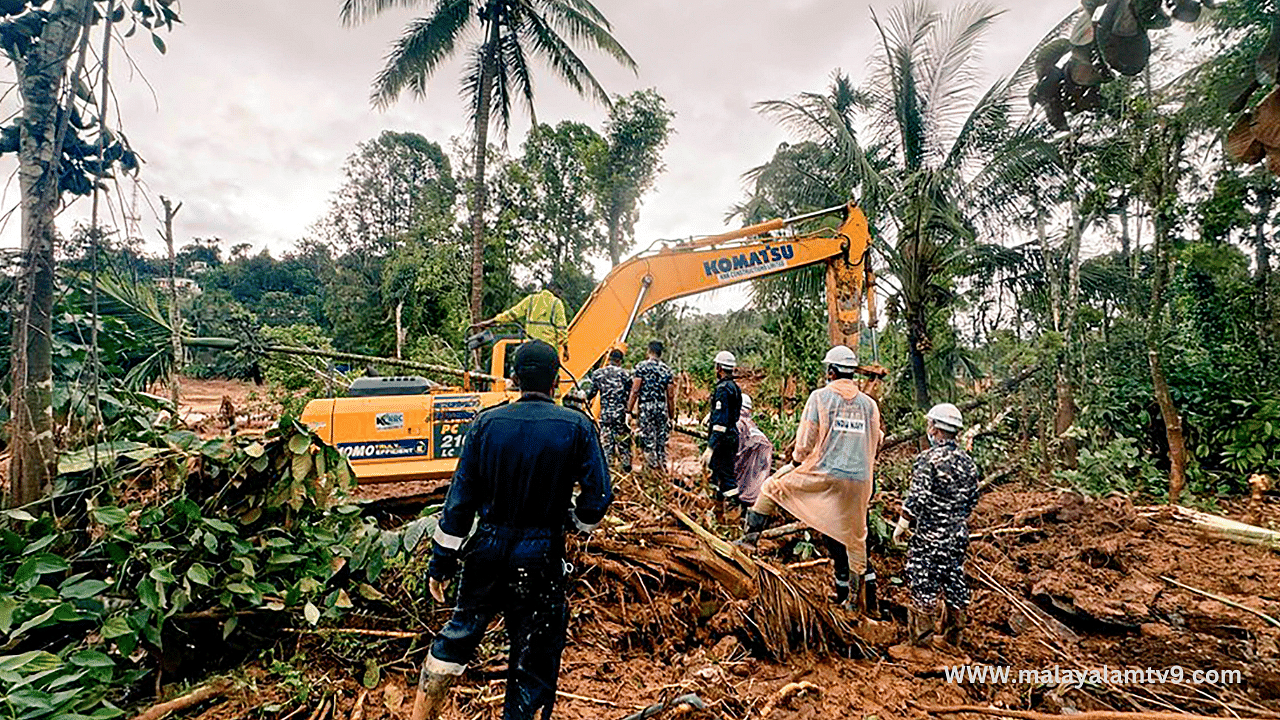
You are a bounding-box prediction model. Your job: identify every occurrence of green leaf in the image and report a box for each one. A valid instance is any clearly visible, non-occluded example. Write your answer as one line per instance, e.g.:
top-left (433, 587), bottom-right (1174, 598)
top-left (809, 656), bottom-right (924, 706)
top-left (149, 566), bottom-right (177, 584)
top-left (11, 606), bottom-right (59, 637)
top-left (186, 564), bottom-right (212, 586)
top-left (16, 554), bottom-right (70, 587)
top-left (91, 506), bottom-right (130, 526)
top-left (222, 616), bottom-right (238, 640)
top-left (137, 580), bottom-right (161, 611)
top-left (101, 616), bottom-right (132, 639)
top-left (292, 453), bottom-right (313, 483)
top-left (2, 509), bottom-right (37, 522)
top-left (227, 583), bottom-right (255, 595)
top-left (203, 518), bottom-right (237, 534)
top-left (23, 534), bottom-right (57, 555)
top-left (69, 650), bottom-right (114, 669)
top-left (244, 442), bottom-right (266, 459)
top-left (60, 579), bottom-right (109, 600)
top-left (0, 651), bottom-right (61, 674)
top-left (303, 602), bottom-right (320, 626)
top-left (288, 433), bottom-right (312, 455)
top-left (0, 596), bottom-right (17, 633)
top-left (152, 32), bottom-right (166, 54)
top-left (268, 553), bottom-right (304, 566)
top-left (362, 658), bottom-right (381, 689)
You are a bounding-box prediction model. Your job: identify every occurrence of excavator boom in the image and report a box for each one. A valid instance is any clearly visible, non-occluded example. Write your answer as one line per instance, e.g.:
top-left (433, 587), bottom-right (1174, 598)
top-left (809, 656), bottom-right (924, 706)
top-left (304, 202), bottom-right (878, 487)
top-left (562, 203), bottom-right (874, 379)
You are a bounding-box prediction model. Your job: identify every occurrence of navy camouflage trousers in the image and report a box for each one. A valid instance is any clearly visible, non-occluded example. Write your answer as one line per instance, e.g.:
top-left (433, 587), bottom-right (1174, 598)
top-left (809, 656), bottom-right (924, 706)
top-left (428, 526), bottom-right (568, 720)
top-left (905, 532), bottom-right (970, 611)
top-left (636, 410), bottom-right (670, 471)
top-left (599, 419), bottom-right (631, 470)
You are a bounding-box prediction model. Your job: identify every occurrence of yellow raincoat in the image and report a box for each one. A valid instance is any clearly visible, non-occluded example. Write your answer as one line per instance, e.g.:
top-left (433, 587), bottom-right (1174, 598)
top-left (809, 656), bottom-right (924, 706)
top-left (493, 289), bottom-right (568, 351)
top-left (759, 378), bottom-right (881, 572)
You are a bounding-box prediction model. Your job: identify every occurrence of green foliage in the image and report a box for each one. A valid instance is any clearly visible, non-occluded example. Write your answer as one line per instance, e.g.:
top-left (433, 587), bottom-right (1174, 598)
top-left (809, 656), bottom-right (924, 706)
top-left (1054, 436), bottom-right (1162, 498)
top-left (495, 122), bottom-right (607, 290)
top-left (260, 326), bottom-right (339, 418)
top-left (591, 89), bottom-right (675, 263)
top-left (0, 420), bottom-right (436, 720)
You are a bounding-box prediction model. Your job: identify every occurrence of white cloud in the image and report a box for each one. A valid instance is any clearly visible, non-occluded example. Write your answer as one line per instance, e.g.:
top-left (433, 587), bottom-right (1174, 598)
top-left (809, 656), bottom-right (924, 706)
top-left (0, 0), bottom-right (1079, 263)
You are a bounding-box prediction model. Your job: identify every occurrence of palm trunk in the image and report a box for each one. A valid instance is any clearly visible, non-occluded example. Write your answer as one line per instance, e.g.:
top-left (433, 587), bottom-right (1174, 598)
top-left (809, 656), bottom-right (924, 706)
top-left (8, 0), bottom-right (92, 507)
top-left (907, 317), bottom-right (930, 409)
top-left (1149, 213), bottom-right (1188, 504)
top-left (467, 19), bottom-right (501, 326)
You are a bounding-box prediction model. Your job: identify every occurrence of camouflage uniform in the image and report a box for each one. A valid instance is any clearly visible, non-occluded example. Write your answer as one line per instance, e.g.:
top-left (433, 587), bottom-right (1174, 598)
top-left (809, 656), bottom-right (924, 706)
top-left (632, 358), bottom-right (674, 471)
top-left (903, 439), bottom-right (980, 611)
top-left (586, 364), bottom-right (632, 469)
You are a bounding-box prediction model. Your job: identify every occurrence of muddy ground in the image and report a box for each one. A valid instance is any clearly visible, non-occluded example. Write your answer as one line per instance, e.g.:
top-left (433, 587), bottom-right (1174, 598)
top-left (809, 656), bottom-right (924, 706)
top-left (167, 380), bottom-right (1280, 720)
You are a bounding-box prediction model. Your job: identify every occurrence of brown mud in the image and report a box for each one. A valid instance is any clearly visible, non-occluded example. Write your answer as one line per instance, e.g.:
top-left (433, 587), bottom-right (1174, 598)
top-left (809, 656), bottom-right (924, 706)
top-left (166, 382), bottom-right (1279, 720)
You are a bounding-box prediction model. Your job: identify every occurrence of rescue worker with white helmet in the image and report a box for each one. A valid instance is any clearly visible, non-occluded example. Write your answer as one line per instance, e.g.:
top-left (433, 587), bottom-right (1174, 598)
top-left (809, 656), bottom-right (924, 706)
top-left (891, 402), bottom-right (980, 649)
top-left (707, 350), bottom-right (743, 501)
top-left (739, 345), bottom-right (883, 614)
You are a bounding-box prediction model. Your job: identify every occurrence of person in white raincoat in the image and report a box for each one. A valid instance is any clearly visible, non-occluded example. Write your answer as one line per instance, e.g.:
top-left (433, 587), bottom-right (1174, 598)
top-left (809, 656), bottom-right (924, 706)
top-left (733, 394), bottom-right (774, 506)
top-left (739, 345), bottom-right (882, 613)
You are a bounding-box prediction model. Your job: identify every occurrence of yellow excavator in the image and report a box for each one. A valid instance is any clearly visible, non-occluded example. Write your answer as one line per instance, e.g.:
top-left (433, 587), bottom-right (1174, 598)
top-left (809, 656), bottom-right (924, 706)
top-left (300, 202), bottom-right (882, 486)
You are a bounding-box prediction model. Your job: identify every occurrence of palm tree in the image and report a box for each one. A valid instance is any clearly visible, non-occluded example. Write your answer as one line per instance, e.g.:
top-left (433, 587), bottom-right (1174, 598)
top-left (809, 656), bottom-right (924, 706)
top-left (340, 0), bottom-right (636, 325)
top-left (749, 1), bottom-right (1056, 408)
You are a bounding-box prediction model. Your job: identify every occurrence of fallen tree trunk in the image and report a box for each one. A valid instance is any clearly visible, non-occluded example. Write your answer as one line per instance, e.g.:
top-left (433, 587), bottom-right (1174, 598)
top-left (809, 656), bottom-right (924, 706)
top-left (1139, 505), bottom-right (1280, 550)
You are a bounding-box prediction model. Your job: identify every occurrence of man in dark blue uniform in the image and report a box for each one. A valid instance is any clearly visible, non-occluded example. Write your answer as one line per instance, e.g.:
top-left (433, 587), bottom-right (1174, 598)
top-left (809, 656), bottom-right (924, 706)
top-left (411, 341), bottom-right (612, 720)
top-left (706, 350), bottom-right (743, 501)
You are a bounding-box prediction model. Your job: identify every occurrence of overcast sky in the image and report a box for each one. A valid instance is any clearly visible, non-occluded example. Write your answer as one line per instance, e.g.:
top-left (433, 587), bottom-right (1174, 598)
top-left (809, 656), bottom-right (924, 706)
top-left (1, 0), bottom-right (1078, 261)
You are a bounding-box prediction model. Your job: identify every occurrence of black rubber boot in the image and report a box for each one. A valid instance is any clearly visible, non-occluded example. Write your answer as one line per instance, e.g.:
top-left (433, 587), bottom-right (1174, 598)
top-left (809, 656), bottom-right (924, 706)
top-left (941, 605), bottom-right (967, 647)
top-left (863, 571), bottom-right (880, 619)
top-left (907, 607), bottom-right (938, 647)
top-left (736, 510), bottom-right (769, 546)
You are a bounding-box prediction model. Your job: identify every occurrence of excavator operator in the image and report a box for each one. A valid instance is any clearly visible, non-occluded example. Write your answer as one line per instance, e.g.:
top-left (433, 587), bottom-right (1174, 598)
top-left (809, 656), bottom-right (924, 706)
top-left (478, 284), bottom-right (569, 360)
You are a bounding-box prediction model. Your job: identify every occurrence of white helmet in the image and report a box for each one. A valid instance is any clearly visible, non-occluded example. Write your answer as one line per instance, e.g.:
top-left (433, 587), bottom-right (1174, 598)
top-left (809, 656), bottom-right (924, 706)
top-left (714, 350), bottom-right (737, 369)
top-left (741, 393), bottom-right (753, 412)
top-left (822, 345), bottom-right (858, 370)
top-left (926, 403), bottom-right (964, 433)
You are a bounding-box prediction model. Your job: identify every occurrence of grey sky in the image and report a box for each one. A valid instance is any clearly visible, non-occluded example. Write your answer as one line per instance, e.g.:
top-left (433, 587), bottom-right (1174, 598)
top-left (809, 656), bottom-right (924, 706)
top-left (2, 0), bottom-right (1077, 260)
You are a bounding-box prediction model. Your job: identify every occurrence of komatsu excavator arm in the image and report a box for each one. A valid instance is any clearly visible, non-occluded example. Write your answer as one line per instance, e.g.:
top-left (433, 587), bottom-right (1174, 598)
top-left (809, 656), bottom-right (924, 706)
top-left (557, 202), bottom-right (879, 380)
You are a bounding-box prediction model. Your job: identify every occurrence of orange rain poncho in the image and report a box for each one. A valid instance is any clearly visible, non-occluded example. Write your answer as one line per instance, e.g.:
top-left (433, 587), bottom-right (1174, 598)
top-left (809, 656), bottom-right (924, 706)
top-left (758, 378), bottom-right (881, 572)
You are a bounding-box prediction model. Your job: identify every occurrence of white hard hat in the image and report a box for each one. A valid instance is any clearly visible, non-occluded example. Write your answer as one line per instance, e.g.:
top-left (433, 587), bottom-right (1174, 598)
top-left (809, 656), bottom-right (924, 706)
top-left (926, 403), bottom-right (964, 433)
top-left (822, 345), bottom-right (858, 370)
top-left (714, 350), bottom-right (737, 369)
top-left (741, 393), bottom-right (752, 412)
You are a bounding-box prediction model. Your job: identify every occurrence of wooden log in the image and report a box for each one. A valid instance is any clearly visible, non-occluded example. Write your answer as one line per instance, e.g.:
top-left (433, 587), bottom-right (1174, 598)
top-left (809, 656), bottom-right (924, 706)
top-left (762, 521), bottom-right (808, 539)
top-left (129, 681), bottom-right (232, 720)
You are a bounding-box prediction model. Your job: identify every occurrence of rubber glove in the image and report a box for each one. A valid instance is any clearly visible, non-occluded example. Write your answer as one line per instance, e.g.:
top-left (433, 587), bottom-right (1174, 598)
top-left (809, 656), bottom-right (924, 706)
top-left (891, 516), bottom-right (911, 545)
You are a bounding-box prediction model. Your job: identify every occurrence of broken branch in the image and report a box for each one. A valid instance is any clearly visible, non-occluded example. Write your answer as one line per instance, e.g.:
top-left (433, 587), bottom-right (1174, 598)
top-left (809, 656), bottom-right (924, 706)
top-left (1158, 576), bottom-right (1280, 629)
top-left (128, 681), bottom-right (232, 720)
